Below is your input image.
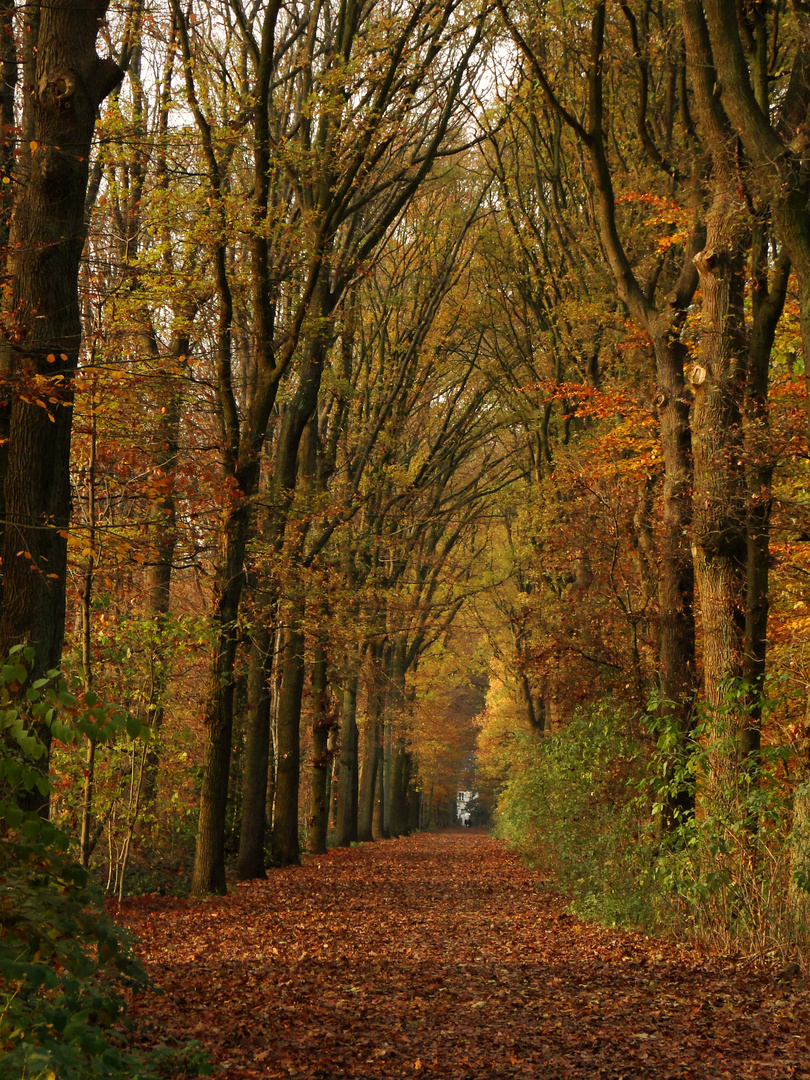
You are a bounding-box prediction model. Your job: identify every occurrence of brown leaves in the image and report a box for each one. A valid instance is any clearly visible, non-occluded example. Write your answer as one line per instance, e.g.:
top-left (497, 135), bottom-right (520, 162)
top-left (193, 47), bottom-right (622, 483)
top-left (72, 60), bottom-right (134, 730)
top-left (119, 832), bottom-right (810, 1078)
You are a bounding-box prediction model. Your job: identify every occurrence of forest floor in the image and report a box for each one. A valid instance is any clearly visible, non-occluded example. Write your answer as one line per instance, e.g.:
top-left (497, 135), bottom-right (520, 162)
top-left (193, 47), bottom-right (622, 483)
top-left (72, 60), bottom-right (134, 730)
top-left (118, 830), bottom-right (810, 1079)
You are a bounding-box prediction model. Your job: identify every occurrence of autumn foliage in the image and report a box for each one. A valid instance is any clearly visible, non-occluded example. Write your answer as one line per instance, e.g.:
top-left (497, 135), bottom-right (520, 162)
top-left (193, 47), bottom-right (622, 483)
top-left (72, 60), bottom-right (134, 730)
top-left (4, 0), bottom-right (810, 1075)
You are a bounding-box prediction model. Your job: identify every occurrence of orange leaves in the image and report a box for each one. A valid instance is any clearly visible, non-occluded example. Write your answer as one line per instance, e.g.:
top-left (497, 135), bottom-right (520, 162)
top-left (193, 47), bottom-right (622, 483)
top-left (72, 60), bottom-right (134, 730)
top-left (543, 383), bottom-right (661, 478)
top-left (615, 190), bottom-right (691, 253)
top-left (117, 832), bottom-right (810, 1079)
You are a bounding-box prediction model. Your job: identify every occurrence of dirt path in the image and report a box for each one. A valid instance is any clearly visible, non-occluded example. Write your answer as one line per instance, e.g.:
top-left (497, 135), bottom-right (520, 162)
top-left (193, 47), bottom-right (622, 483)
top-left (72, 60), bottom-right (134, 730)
top-left (120, 830), bottom-right (810, 1078)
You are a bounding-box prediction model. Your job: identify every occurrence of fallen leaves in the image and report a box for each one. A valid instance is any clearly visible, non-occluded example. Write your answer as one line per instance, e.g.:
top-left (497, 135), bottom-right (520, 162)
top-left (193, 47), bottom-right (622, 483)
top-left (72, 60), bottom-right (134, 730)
top-left (117, 832), bottom-right (810, 1078)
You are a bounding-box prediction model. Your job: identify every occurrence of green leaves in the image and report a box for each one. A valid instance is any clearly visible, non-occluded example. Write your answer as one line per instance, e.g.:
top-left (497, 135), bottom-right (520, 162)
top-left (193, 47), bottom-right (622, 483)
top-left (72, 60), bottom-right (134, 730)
top-left (0, 650), bottom-right (150, 836)
top-left (0, 799), bottom-right (150, 1077)
top-left (0, 641), bottom-right (189, 1080)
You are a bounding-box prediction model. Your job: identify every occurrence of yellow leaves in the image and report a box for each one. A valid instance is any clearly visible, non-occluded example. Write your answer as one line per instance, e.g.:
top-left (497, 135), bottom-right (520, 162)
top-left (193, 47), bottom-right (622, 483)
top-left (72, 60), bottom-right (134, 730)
top-left (34, 398), bottom-right (57, 422)
top-left (29, 140), bottom-right (38, 153)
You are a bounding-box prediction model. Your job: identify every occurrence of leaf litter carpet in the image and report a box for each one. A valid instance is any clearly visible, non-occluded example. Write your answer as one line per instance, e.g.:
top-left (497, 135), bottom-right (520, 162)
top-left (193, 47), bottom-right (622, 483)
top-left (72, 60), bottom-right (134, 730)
top-left (120, 830), bottom-right (810, 1078)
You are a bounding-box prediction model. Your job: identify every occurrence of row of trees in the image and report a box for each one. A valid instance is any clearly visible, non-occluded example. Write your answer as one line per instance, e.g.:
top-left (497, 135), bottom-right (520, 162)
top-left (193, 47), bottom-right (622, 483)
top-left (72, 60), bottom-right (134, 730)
top-left (489, 0), bottom-right (809, 776)
top-left (2, 0), bottom-right (810, 942)
top-left (1, 0), bottom-right (515, 899)
top-left (470, 0), bottom-right (810, 952)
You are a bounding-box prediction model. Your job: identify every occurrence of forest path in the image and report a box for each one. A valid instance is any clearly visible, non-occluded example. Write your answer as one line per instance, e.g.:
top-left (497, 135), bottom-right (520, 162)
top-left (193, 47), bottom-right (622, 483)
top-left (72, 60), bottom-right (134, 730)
top-left (120, 830), bottom-right (809, 1079)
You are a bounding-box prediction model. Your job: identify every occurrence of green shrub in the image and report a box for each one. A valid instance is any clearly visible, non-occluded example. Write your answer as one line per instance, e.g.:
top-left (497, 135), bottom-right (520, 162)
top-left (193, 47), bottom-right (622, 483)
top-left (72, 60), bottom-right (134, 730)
top-left (647, 704), bottom-right (810, 964)
top-left (0, 822), bottom-right (154, 1079)
top-left (0, 647), bottom-right (210, 1079)
top-left (495, 700), bottom-right (656, 927)
top-left (494, 689), bottom-right (810, 964)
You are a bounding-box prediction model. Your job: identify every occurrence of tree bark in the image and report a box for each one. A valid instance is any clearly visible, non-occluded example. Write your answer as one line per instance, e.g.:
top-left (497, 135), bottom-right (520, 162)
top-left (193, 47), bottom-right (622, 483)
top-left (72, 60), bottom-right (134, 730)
top-left (386, 639), bottom-right (408, 837)
top-left (700, 0), bottom-right (810, 445)
top-left (681, 1), bottom-right (754, 797)
top-left (191, 502), bottom-right (250, 894)
top-left (0, 0), bottom-right (122, 813)
top-left (358, 647), bottom-right (384, 842)
top-left (333, 662), bottom-right (360, 847)
top-left (307, 642), bottom-right (332, 855)
top-left (142, 334), bottom-right (186, 808)
top-left (237, 622), bottom-right (274, 879)
top-left (271, 604), bottom-right (306, 865)
top-left (742, 246), bottom-right (789, 757)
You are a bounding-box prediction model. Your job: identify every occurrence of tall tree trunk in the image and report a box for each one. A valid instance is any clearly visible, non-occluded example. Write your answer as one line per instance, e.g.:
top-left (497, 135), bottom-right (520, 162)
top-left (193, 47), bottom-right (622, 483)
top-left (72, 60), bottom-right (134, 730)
top-left (649, 330), bottom-right (698, 822)
top-left (334, 662), bottom-right (360, 847)
top-left (232, 313), bottom-right (331, 873)
top-left (0, 0), bottom-right (18, 567)
top-left (742, 245), bottom-right (789, 758)
top-left (389, 737), bottom-right (407, 838)
top-left (142, 334), bottom-right (186, 808)
top-left (681, 2), bottom-right (750, 798)
top-left (690, 225), bottom-right (747, 728)
top-left (698, 0), bottom-right (810, 446)
top-left (78, 392), bottom-right (97, 865)
top-left (386, 639), bottom-right (407, 837)
top-left (236, 622), bottom-right (274, 879)
top-left (307, 642), bottom-right (332, 854)
top-left (191, 501), bottom-right (251, 894)
top-left (271, 602), bottom-right (306, 865)
top-left (381, 672), bottom-right (393, 840)
top-left (0, 2), bottom-right (122, 812)
top-left (372, 761), bottom-right (384, 838)
top-left (358, 649), bottom-right (384, 843)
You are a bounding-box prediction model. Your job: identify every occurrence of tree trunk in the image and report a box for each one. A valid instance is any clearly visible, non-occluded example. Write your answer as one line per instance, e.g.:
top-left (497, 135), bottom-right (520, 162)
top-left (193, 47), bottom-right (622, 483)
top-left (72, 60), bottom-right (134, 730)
top-left (271, 604), bottom-right (305, 865)
top-left (681, 3), bottom-right (750, 799)
top-left (236, 622), bottom-right (274, 879)
top-left (142, 336), bottom-right (186, 808)
top-left (650, 329), bottom-right (698, 818)
top-left (307, 643), bottom-right (331, 855)
top-left (334, 663), bottom-right (359, 847)
top-left (0, 0), bottom-right (123, 812)
top-left (191, 500), bottom-right (251, 894)
top-left (389, 737), bottom-right (407, 838)
top-left (358, 652), bottom-right (384, 842)
top-left (698, 0), bottom-right (810, 447)
top-left (741, 243), bottom-right (789, 758)
top-left (690, 227), bottom-right (747, 740)
top-left (386, 639), bottom-right (407, 837)
top-left (381, 693), bottom-right (392, 840)
top-left (372, 758), bottom-right (384, 839)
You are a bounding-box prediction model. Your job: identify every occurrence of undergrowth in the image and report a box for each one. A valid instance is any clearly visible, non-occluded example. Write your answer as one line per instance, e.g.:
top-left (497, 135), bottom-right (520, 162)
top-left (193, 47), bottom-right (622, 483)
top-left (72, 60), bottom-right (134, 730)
top-left (493, 695), bottom-right (810, 966)
top-left (0, 647), bottom-right (210, 1079)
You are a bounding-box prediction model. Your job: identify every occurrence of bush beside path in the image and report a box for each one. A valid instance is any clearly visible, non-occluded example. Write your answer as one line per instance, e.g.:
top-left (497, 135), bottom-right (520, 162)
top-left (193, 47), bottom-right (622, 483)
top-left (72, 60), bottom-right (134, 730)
top-left (119, 831), bottom-right (810, 1078)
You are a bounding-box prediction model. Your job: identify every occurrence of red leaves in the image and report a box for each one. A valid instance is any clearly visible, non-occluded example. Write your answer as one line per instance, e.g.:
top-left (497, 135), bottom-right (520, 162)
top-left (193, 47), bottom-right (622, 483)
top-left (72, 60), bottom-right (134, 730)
top-left (119, 833), bottom-right (810, 1078)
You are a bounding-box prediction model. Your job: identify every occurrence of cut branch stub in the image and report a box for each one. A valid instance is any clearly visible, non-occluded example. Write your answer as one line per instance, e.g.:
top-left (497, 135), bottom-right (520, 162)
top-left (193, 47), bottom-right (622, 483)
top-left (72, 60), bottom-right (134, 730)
top-left (688, 364), bottom-right (707, 386)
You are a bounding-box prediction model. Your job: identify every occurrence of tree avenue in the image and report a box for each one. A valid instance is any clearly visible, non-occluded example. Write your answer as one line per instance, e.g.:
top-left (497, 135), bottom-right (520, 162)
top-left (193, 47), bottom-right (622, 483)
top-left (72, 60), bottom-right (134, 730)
top-left (4, 0), bottom-right (810, 1072)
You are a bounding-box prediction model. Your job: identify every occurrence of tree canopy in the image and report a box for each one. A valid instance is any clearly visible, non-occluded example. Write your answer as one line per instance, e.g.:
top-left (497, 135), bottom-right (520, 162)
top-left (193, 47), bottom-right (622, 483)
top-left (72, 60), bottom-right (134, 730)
top-left (4, 0), bottom-right (810, 1069)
